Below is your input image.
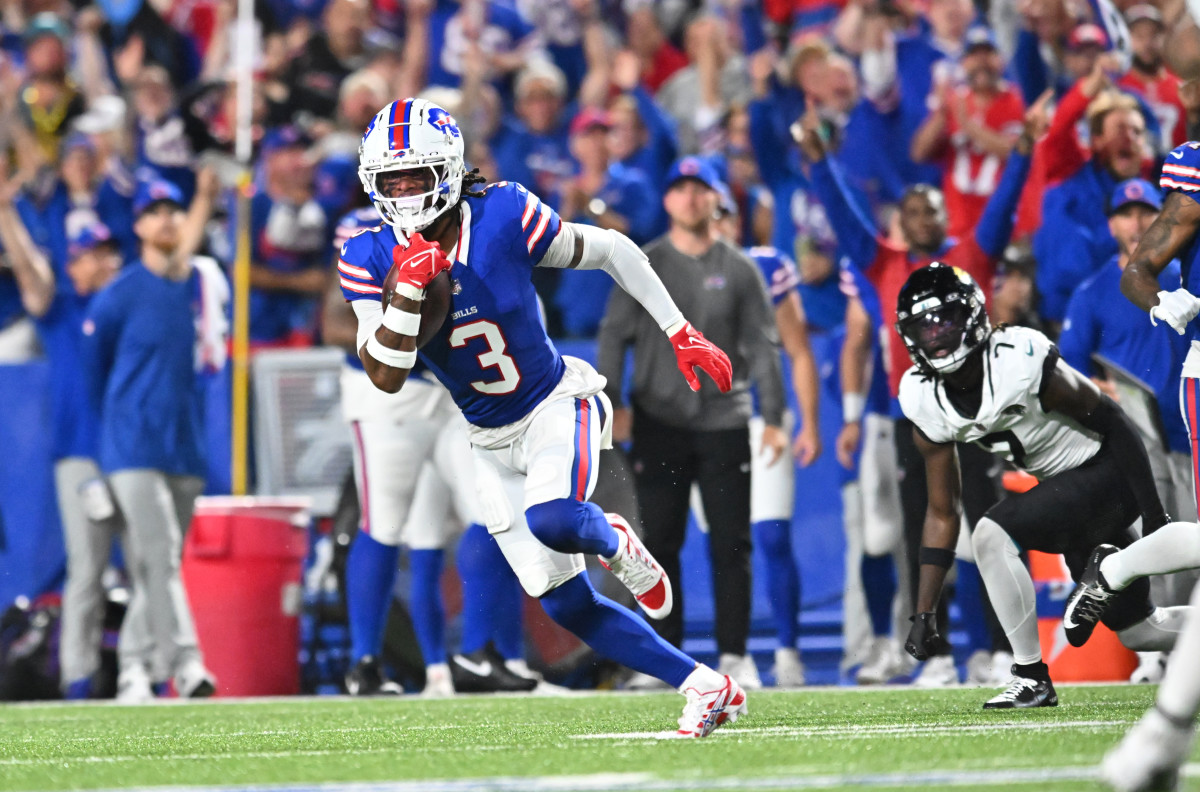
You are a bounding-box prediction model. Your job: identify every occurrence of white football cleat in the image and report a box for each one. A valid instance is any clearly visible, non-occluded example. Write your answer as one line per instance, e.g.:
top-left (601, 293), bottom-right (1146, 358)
top-left (599, 513), bottom-right (672, 620)
top-left (1130, 653), bottom-right (1167, 684)
top-left (1102, 707), bottom-right (1195, 792)
top-left (677, 669), bottom-right (747, 738)
top-left (116, 664), bottom-right (154, 704)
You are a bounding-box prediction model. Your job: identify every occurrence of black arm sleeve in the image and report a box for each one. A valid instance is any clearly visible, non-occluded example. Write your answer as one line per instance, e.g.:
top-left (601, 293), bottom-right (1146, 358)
top-left (1075, 394), bottom-right (1169, 532)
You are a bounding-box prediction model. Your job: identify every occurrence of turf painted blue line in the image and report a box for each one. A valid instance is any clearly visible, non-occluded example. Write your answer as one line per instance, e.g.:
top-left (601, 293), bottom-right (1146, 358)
top-left (110, 763), bottom-right (1200, 792)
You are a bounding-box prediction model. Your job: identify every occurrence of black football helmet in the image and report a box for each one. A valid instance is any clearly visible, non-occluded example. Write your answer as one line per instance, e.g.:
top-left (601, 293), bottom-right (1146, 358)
top-left (895, 262), bottom-right (990, 375)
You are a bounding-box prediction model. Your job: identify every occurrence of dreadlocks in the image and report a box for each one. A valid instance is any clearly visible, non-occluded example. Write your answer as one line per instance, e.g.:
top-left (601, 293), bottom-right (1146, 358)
top-left (461, 168), bottom-right (489, 199)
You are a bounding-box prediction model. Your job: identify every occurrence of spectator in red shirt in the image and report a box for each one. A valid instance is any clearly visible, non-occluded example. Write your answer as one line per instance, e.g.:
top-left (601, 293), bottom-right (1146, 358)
top-left (911, 26), bottom-right (1026, 239)
top-left (625, 6), bottom-right (687, 94)
top-left (1117, 4), bottom-right (1187, 153)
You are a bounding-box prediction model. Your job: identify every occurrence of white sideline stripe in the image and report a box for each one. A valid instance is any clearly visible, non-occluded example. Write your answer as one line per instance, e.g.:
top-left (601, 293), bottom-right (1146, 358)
top-left (94, 765), bottom-right (1200, 792)
top-left (575, 719), bottom-right (1134, 740)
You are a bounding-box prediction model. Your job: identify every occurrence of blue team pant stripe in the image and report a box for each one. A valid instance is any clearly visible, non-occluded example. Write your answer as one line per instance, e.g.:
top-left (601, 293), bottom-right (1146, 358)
top-left (571, 399), bottom-right (592, 501)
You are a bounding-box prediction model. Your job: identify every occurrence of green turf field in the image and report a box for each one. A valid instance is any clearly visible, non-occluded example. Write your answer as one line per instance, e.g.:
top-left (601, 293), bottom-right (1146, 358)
top-left (1, 685), bottom-right (1193, 792)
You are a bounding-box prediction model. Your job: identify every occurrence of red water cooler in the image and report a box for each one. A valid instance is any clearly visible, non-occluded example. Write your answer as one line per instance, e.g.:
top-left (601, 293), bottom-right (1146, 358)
top-left (182, 497), bottom-right (311, 696)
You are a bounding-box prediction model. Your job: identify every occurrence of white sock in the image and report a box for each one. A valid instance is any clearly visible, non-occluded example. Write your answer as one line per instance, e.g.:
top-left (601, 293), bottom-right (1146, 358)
top-left (1157, 581), bottom-right (1200, 722)
top-left (1101, 522), bottom-right (1200, 590)
top-left (678, 663), bottom-right (725, 694)
top-left (972, 518), bottom-right (1042, 665)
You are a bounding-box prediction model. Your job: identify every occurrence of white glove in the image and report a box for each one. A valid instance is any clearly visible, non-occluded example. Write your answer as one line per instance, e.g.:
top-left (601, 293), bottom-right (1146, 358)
top-left (1150, 289), bottom-right (1200, 335)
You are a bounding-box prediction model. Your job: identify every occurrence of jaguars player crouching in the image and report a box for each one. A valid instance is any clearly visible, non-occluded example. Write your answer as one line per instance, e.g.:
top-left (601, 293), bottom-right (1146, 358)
top-left (340, 97), bottom-right (745, 736)
top-left (897, 263), bottom-right (1197, 709)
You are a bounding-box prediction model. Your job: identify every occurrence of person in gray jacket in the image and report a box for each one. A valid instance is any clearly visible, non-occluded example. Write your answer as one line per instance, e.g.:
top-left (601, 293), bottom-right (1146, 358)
top-left (597, 156), bottom-right (786, 689)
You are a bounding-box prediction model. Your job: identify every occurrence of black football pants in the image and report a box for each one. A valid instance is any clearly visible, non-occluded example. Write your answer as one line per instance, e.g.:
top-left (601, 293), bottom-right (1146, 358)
top-left (629, 405), bottom-right (752, 656)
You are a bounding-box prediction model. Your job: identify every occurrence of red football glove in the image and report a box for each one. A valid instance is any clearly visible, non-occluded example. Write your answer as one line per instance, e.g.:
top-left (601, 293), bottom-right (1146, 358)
top-left (669, 321), bottom-right (732, 392)
top-left (392, 232), bottom-right (452, 295)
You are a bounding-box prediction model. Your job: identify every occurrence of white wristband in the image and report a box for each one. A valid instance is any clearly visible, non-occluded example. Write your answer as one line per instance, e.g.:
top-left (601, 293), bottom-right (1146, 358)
top-left (366, 334), bottom-right (417, 369)
top-left (392, 282), bottom-right (424, 301)
top-left (382, 308), bottom-right (422, 337)
top-left (843, 392), bottom-right (866, 424)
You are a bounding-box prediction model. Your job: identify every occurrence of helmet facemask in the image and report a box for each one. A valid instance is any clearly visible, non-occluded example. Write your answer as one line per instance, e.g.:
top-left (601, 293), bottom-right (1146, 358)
top-left (359, 154), bottom-right (463, 234)
top-left (897, 294), bottom-right (989, 375)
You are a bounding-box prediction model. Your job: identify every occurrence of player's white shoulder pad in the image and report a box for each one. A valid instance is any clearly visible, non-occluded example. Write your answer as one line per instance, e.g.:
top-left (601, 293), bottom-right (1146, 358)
top-left (898, 367), bottom-right (953, 444)
top-left (987, 325), bottom-right (1056, 399)
top-left (1161, 142), bottom-right (1200, 195)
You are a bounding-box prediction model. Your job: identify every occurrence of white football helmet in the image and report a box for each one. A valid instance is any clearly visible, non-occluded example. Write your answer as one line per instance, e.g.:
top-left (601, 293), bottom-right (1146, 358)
top-left (358, 98), bottom-right (466, 233)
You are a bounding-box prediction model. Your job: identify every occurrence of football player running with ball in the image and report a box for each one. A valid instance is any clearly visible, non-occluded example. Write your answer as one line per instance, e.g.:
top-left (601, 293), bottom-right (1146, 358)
top-left (1103, 139), bottom-right (1200, 791)
top-left (897, 263), bottom-right (1196, 711)
top-left (339, 97), bottom-right (743, 736)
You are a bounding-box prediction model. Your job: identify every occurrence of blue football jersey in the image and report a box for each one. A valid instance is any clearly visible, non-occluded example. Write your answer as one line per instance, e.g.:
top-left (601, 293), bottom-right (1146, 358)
top-left (747, 246), bottom-right (801, 308)
top-left (333, 207), bottom-right (383, 373)
top-left (338, 182), bottom-right (566, 428)
top-left (1161, 142), bottom-right (1200, 342)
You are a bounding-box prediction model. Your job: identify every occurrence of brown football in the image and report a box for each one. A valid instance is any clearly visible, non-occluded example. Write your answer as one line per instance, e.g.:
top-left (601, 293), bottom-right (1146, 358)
top-left (381, 268), bottom-right (452, 349)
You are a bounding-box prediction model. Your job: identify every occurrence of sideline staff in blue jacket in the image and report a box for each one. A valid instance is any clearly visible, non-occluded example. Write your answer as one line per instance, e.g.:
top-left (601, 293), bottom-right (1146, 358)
top-left (82, 175), bottom-right (223, 702)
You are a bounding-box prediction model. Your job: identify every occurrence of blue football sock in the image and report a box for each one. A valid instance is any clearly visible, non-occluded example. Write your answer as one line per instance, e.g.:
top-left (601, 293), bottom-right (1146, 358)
top-left (861, 553), bottom-right (897, 638)
top-left (409, 548), bottom-right (446, 666)
top-left (525, 498), bottom-right (619, 556)
top-left (456, 523), bottom-right (497, 656)
top-left (539, 573), bottom-right (694, 688)
top-left (753, 519), bottom-right (799, 648)
top-left (490, 573), bottom-right (525, 660)
top-left (954, 560), bottom-right (991, 654)
top-left (346, 531), bottom-right (401, 663)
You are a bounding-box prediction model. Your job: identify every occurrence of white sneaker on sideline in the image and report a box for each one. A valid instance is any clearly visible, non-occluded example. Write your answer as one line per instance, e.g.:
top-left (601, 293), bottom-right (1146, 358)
top-left (913, 654), bottom-right (958, 687)
top-left (116, 664), bottom-right (154, 704)
top-left (676, 666), bottom-right (747, 738)
top-left (423, 663), bottom-right (454, 697)
top-left (772, 648), bottom-right (806, 688)
top-left (174, 658), bottom-right (217, 698)
top-left (856, 637), bottom-right (910, 685)
top-left (1102, 707), bottom-right (1195, 792)
top-left (989, 652), bottom-right (1015, 685)
top-left (1130, 652), bottom-right (1167, 684)
top-left (717, 653), bottom-right (763, 690)
top-left (623, 670), bottom-right (671, 691)
top-left (965, 650), bottom-right (995, 686)
top-left (599, 514), bottom-right (672, 620)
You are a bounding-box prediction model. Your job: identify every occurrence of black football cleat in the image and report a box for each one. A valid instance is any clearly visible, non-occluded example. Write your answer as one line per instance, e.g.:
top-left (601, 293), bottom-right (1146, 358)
top-left (450, 643), bottom-right (537, 693)
top-left (345, 656), bottom-right (404, 696)
top-left (1063, 544), bottom-right (1120, 647)
top-left (983, 673), bottom-right (1058, 709)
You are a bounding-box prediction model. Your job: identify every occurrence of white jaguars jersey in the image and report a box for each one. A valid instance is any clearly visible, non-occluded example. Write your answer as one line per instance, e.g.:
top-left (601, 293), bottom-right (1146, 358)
top-left (898, 326), bottom-right (1102, 479)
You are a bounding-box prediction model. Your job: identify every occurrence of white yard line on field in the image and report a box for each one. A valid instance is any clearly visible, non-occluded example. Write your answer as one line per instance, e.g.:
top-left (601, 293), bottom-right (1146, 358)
top-left (574, 719), bottom-right (1136, 740)
top-left (91, 764), bottom-right (1200, 792)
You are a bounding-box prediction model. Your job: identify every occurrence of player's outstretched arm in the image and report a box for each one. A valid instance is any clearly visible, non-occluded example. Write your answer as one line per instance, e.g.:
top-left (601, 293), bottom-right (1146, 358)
top-left (1040, 357), bottom-right (1170, 532)
top-left (1122, 191), bottom-right (1200, 330)
top-left (906, 429), bottom-right (960, 660)
top-left (543, 222), bottom-right (733, 391)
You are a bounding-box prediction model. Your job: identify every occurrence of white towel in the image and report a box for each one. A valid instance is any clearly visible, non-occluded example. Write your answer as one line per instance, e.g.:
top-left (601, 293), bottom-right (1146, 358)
top-left (193, 255), bottom-right (230, 373)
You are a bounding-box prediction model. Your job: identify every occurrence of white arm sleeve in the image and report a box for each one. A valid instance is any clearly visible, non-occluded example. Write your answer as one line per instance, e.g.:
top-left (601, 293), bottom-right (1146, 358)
top-left (352, 299), bottom-right (385, 357)
top-left (541, 223), bottom-right (685, 334)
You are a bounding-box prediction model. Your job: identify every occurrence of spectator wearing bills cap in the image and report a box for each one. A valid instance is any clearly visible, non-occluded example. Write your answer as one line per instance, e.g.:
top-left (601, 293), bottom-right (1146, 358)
top-left (244, 125), bottom-right (331, 346)
top-left (1058, 178), bottom-right (1194, 687)
top-left (0, 159), bottom-right (140, 699)
top-left (81, 168), bottom-right (223, 703)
